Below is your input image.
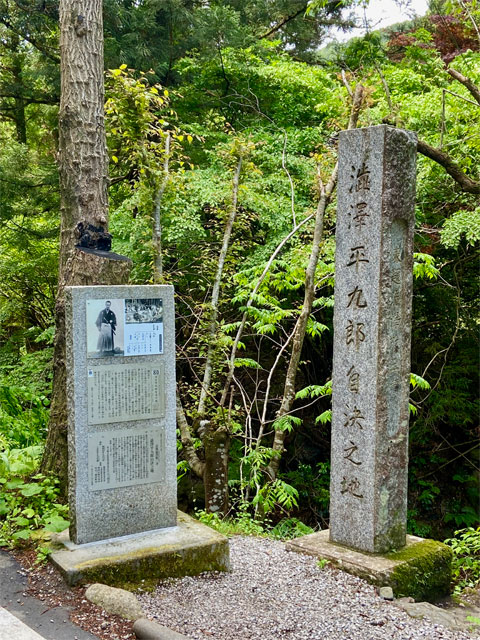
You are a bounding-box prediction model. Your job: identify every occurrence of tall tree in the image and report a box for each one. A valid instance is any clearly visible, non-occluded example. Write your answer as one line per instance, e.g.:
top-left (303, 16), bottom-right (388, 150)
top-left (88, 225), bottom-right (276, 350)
top-left (40, 0), bottom-right (130, 493)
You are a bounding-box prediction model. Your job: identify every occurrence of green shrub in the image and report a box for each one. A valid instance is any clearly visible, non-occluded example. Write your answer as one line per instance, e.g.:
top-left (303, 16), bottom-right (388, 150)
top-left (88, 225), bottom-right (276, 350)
top-left (270, 517), bottom-right (314, 540)
top-left (444, 527), bottom-right (480, 594)
top-left (0, 385), bottom-right (50, 448)
top-left (195, 507), bottom-right (267, 537)
top-left (0, 446), bottom-right (69, 547)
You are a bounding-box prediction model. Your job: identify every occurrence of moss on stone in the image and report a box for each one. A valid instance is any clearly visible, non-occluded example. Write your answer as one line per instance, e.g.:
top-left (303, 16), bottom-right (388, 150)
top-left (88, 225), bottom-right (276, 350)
top-left (387, 539), bottom-right (452, 602)
top-left (70, 540), bottom-right (230, 589)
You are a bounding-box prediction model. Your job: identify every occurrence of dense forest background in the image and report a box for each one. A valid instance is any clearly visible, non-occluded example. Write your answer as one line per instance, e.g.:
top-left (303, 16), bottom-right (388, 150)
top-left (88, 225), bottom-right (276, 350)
top-left (0, 0), bottom-right (478, 550)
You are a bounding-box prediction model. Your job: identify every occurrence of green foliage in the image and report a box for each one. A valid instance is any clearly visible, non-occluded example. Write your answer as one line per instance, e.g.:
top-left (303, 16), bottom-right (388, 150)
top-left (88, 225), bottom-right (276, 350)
top-left (0, 0), bottom-right (478, 540)
top-left (441, 207), bottom-right (480, 249)
top-left (195, 507), bottom-right (267, 537)
top-left (272, 415), bottom-right (302, 433)
top-left (410, 372), bottom-right (430, 391)
top-left (0, 345), bottom-right (53, 449)
top-left (0, 385), bottom-right (50, 448)
top-left (282, 463), bottom-right (330, 523)
top-left (195, 509), bottom-right (313, 540)
top-left (315, 409), bottom-right (332, 425)
top-left (269, 517), bottom-right (314, 540)
top-left (296, 381), bottom-right (332, 400)
top-left (444, 527), bottom-right (480, 594)
top-left (413, 253), bottom-right (440, 280)
top-left (0, 447), bottom-right (69, 547)
top-left (252, 479), bottom-right (299, 513)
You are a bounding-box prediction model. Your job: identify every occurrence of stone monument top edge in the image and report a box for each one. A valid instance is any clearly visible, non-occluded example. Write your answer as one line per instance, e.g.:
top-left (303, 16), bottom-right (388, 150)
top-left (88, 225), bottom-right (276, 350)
top-left (66, 284), bottom-right (174, 295)
top-left (338, 123), bottom-right (418, 141)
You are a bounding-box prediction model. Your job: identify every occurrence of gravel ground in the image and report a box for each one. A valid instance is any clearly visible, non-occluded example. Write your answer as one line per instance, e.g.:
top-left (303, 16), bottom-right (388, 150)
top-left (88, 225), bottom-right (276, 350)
top-left (138, 536), bottom-right (479, 640)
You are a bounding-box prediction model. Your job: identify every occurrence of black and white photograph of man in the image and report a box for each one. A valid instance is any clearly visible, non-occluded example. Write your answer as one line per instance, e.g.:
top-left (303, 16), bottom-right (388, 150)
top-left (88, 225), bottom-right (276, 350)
top-left (86, 299), bottom-right (125, 357)
top-left (96, 301), bottom-right (116, 354)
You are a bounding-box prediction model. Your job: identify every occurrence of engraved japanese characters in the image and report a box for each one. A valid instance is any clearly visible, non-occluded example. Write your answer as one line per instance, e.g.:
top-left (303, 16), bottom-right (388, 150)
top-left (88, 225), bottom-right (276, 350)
top-left (329, 125), bottom-right (417, 554)
top-left (65, 285), bottom-right (177, 544)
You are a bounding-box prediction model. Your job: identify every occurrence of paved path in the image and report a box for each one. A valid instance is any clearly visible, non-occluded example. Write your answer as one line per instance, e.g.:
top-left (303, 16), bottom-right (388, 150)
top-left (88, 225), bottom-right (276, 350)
top-left (0, 607), bottom-right (45, 640)
top-left (0, 551), bottom-right (97, 640)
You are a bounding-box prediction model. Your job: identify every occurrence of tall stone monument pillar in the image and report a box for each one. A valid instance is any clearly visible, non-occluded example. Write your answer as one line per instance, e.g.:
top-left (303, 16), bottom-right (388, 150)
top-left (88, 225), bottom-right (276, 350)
top-left (329, 125), bottom-right (417, 554)
top-left (287, 126), bottom-right (452, 600)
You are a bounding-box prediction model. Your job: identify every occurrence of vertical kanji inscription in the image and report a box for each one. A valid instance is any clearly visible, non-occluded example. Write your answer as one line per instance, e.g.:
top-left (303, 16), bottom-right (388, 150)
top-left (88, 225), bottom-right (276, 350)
top-left (330, 125), bottom-right (417, 554)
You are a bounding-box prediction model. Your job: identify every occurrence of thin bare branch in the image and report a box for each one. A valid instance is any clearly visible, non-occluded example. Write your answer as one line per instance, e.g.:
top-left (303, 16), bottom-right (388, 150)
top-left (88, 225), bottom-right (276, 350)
top-left (258, 4), bottom-right (308, 40)
top-left (197, 153), bottom-right (243, 417)
top-left (219, 211), bottom-right (316, 409)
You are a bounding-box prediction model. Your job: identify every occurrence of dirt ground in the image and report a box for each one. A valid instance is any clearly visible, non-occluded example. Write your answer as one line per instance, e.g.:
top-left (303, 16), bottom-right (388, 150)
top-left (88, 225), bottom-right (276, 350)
top-left (14, 548), bottom-right (136, 640)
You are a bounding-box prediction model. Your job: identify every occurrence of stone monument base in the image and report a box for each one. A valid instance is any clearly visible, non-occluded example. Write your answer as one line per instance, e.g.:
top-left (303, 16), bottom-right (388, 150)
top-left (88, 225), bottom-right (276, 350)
top-left (49, 511), bottom-right (230, 588)
top-left (286, 530), bottom-right (452, 602)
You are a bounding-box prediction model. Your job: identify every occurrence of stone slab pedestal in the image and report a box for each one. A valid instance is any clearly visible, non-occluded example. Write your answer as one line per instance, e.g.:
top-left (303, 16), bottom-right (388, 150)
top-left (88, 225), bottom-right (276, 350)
top-left (286, 530), bottom-right (452, 603)
top-left (50, 511), bottom-right (230, 588)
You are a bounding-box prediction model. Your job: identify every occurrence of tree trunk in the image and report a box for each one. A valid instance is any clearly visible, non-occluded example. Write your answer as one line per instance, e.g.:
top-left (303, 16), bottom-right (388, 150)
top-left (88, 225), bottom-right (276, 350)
top-left (10, 35), bottom-right (27, 143)
top-left (203, 424), bottom-right (230, 515)
top-left (197, 155), bottom-right (242, 417)
top-left (41, 0), bottom-right (131, 492)
top-left (153, 132), bottom-right (171, 283)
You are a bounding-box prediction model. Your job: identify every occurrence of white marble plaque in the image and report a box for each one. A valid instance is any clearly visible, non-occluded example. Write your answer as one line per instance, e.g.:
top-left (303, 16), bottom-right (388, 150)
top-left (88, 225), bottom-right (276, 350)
top-left (88, 427), bottom-right (165, 491)
top-left (87, 363), bottom-right (165, 425)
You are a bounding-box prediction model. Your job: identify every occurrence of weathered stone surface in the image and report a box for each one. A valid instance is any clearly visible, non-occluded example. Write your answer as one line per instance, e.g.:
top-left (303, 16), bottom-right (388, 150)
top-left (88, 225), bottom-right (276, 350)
top-left (395, 600), bottom-right (480, 633)
top-left (85, 583), bottom-right (144, 620)
top-left (286, 529), bottom-right (452, 602)
top-left (65, 285), bottom-right (177, 544)
top-left (379, 586), bottom-right (394, 600)
top-left (133, 618), bottom-right (189, 640)
top-left (330, 125), bottom-right (417, 554)
top-left (50, 510), bottom-right (230, 587)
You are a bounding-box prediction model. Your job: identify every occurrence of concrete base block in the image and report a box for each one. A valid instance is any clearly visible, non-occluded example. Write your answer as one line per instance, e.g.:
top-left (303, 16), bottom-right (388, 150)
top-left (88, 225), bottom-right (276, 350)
top-left (286, 529), bottom-right (452, 602)
top-left (50, 511), bottom-right (230, 588)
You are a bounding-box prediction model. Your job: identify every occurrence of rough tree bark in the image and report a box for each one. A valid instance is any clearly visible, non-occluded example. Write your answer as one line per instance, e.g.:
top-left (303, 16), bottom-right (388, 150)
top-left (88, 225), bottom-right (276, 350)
top-left (40, 0), bottom-right (131, 494)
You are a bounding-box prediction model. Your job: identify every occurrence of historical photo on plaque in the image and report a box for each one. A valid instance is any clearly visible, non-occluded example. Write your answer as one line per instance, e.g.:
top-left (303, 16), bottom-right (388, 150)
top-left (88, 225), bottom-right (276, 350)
top-left (86, 299), bottom-right (125, 358)
top-left (88, 426), bottom-right (165, 491)
top-left (124, 298), bottom-right (164, 356)
top-left (87, 363), bottom-right (165, 425)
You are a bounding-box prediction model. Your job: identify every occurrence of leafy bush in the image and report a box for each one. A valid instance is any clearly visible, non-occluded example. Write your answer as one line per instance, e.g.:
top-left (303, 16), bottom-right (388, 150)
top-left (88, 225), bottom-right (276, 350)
top-left (0, 446), bottom-right (69, 547)
top-left (270, 517), bottom-right (314, 540)
top-left (444, 527), bottom-right (480, 594)
top-left (196, 509), bottom-right (314, 541)
top-left (0, 385), bottom-right (50, 448)
top-left (195, 508), bottom-right (267, 537)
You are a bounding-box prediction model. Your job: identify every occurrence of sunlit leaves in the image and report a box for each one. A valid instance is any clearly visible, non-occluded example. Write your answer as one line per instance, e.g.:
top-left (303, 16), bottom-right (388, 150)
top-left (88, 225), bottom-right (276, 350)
top-left (413, 253), bottom-right (440, 280)
top-left (441, 208), bottom-right (480, 248)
